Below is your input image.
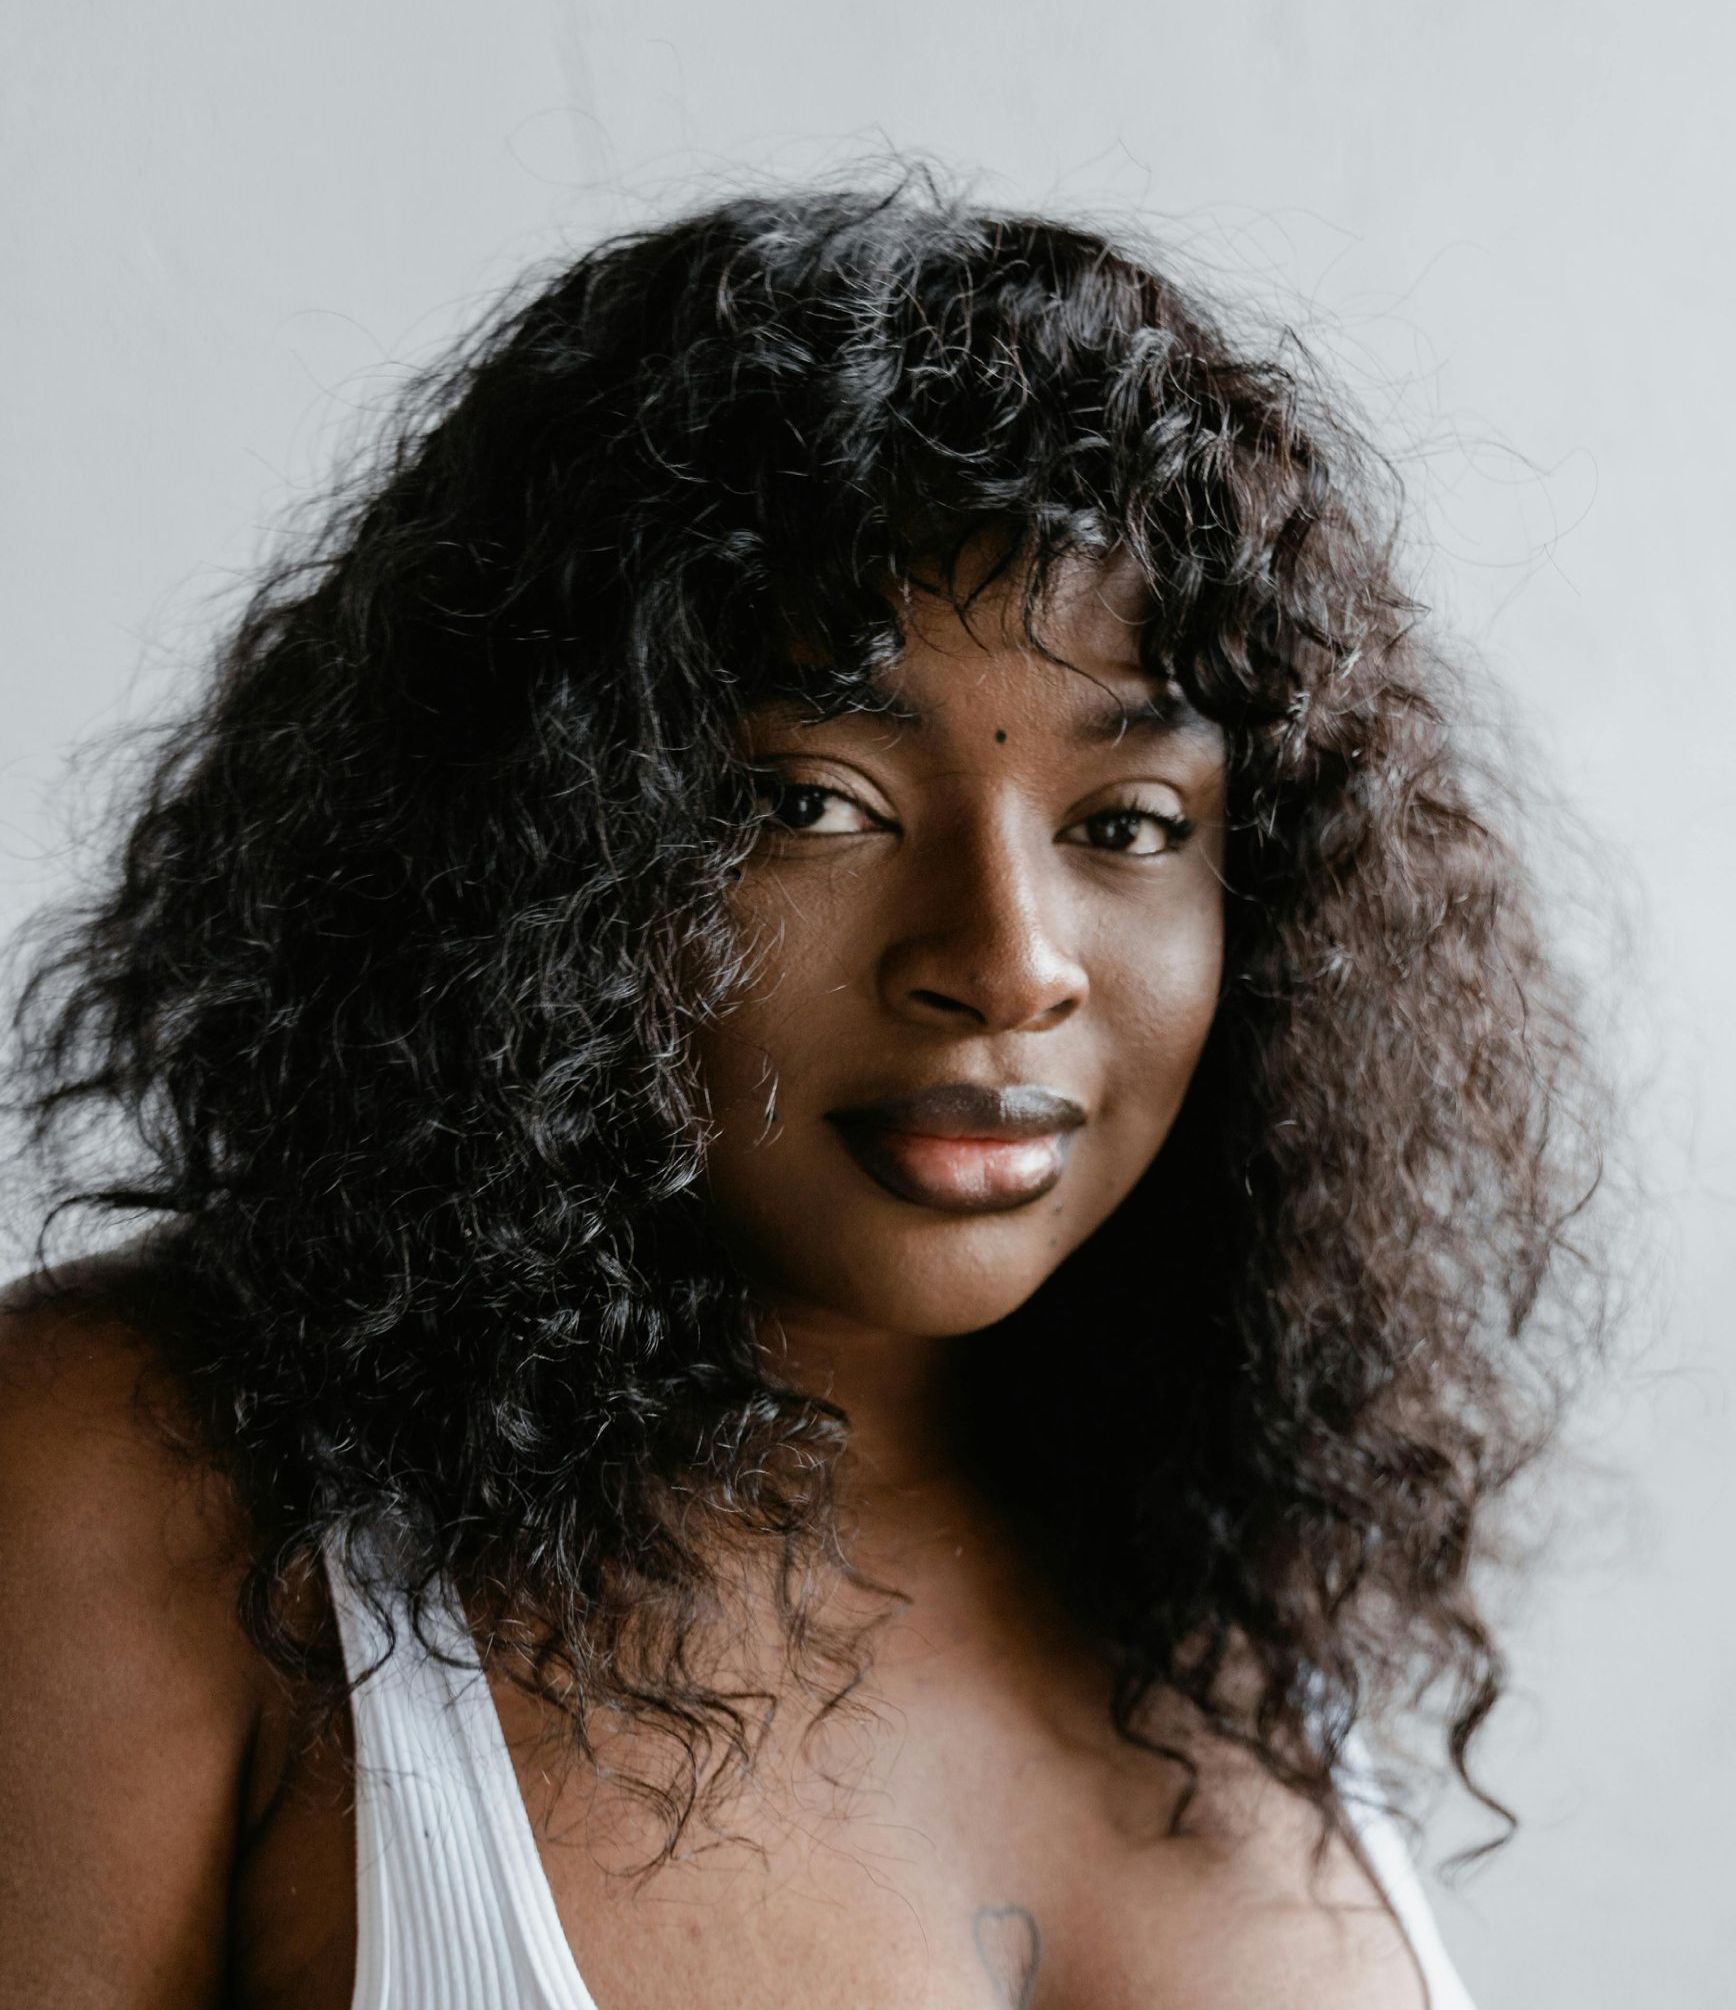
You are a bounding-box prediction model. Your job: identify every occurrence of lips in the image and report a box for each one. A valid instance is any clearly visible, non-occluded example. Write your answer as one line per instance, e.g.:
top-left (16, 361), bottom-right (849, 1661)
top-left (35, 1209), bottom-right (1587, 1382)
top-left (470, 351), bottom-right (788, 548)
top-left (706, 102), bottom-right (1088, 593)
top-left (825, 1083), bottom-right (1086, 1215)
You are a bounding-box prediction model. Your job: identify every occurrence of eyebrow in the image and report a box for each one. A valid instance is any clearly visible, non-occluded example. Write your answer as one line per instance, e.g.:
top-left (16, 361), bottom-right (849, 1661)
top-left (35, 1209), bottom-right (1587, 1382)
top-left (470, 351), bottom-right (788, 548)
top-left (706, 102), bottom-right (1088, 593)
top-left (773, 684), bottom-right (1207, 746)
top-left (1068, 688), bottom-right (1203, 746)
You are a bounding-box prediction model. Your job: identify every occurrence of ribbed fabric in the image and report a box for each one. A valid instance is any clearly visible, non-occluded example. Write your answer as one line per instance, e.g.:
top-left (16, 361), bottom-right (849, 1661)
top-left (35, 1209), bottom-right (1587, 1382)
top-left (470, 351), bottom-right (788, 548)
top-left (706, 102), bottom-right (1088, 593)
top-left (326, 1533), bottom-right (1477, 2010)
top-left (325, 1530), bottom-right (596, 2010)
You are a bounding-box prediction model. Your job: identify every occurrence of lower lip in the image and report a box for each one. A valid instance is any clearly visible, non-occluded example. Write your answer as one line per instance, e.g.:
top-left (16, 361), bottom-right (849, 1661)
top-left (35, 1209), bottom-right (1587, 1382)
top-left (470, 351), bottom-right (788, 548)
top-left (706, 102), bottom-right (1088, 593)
top-left (829, 1124), bottom-right (1072, 1213)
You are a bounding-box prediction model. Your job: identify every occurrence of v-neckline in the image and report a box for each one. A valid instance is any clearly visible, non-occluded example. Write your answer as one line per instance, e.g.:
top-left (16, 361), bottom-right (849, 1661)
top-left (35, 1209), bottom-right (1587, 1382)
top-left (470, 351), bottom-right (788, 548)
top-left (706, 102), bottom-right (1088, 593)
top-left (423, 1556), bottom-right (1459, 2010)
top-left (448, 1634), bottom-right (1450, 2010)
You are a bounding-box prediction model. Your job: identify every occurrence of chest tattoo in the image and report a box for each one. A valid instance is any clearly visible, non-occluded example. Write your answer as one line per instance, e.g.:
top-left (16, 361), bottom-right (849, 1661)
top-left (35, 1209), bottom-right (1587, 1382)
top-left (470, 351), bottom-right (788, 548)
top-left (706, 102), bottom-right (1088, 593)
top-left (971, 1902), bottom-right (1041, 2009)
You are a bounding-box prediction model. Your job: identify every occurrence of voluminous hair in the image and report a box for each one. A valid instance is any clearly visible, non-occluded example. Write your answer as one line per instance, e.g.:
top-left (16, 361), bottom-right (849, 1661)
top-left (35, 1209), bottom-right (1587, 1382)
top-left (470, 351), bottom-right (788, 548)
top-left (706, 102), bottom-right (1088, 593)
top-left (4, 172), bottom-right (1612, 1863)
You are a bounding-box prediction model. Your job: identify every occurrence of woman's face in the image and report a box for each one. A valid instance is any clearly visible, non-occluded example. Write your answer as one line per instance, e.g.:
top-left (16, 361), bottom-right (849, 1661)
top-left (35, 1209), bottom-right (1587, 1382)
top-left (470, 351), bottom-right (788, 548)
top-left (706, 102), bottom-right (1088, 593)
top-left (694, 552), bottom-right (1227, 1342)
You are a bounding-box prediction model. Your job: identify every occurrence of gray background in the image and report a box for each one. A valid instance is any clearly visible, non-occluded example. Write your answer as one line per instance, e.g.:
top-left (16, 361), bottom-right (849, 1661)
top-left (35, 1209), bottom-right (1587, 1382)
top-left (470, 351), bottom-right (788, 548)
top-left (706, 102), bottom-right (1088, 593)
top-left (3, 5), bottom-right (1730, 2004)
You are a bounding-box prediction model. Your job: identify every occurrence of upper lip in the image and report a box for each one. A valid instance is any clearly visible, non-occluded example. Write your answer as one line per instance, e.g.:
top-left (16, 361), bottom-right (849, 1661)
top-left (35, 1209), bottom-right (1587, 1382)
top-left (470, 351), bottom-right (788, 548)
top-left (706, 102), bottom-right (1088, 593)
top-left (826, 1082), bottom-right (1087, 1140)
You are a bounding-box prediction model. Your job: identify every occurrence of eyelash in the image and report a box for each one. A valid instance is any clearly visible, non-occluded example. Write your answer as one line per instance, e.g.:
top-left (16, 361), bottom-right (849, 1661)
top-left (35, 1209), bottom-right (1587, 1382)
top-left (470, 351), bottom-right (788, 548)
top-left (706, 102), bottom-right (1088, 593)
top-left (750, 777), bottom-right (1195, 858)
top-left (1073, 804), bottom-right (1196, 857)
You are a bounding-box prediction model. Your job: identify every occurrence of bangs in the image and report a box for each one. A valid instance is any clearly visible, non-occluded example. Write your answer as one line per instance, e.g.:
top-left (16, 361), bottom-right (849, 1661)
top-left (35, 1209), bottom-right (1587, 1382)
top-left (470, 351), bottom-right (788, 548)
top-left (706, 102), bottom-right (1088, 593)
top-left (568, 197), bottom-right (1248, 722)
top-left (743, 517), bottom-right (1163, 731)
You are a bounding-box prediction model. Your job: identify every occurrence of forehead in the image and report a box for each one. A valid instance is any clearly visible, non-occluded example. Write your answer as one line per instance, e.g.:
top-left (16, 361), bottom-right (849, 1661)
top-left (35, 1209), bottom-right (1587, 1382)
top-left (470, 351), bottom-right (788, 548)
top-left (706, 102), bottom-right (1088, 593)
top-left (750, 546), bottom-right (1221, 751)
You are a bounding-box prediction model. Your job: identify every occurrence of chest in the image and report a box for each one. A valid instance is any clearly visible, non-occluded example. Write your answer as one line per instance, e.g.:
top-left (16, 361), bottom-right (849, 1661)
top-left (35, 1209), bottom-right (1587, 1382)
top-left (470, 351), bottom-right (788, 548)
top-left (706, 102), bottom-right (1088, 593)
top-left (231, 1664), bottom-right (1426, 2010)
top-left (523, 1819), bottom-right (1381, 2010)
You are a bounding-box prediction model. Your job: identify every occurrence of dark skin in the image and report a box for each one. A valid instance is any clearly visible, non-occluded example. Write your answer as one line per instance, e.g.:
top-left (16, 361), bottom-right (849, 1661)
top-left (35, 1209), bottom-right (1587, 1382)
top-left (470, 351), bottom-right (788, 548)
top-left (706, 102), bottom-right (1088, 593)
top-left (0, 553), bottom-right (1431, 2007)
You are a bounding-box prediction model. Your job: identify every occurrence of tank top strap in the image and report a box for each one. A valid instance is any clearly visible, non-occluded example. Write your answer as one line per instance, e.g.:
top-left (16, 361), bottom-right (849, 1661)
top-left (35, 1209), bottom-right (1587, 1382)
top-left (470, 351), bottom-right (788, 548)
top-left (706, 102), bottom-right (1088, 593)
top-left (323, 1527), bottom-right (599, 2010)
top-left (1333, 1729), bottom-right (1480, 2010)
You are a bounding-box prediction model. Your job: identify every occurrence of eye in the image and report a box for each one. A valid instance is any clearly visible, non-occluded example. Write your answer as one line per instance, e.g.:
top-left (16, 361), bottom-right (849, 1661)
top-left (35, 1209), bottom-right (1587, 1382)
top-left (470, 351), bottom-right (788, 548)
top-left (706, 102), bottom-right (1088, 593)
top-left (751, 775), bottom-right (883, 838)
top-left (1061, 802), bottom-right (1195, 857)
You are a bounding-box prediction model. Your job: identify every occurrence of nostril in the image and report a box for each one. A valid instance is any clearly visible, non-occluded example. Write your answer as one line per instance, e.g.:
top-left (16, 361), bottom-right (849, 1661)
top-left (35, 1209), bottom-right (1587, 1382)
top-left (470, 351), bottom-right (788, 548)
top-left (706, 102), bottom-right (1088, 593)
top-left (910, 988), bottom-right (982, 1020)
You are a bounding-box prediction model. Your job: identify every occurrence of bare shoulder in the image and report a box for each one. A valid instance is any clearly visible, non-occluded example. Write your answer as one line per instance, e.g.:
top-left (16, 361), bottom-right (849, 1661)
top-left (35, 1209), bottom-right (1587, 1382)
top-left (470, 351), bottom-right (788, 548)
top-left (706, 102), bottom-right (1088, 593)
top-left (0, 1238), bottom-right (257, 1654)
top-left (0, 1239), bottom-right (271, 2006)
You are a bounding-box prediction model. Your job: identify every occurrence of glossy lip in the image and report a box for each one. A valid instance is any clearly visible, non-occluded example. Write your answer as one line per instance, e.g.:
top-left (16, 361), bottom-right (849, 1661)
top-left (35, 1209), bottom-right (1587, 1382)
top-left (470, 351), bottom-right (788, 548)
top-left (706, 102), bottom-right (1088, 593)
top-left (825, 1083), bottom-right (1087, 1214)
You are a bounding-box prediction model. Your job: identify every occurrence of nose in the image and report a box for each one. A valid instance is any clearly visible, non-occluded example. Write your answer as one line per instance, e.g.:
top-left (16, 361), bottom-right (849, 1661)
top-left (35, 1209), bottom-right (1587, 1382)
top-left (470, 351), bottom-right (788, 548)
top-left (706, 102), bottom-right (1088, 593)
top-left (876, 804), bottom-right (1089, 1033)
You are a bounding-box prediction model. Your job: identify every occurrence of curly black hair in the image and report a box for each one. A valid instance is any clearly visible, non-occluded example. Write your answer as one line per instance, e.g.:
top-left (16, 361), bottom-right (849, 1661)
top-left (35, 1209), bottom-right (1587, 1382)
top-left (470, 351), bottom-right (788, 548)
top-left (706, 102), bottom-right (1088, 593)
top-left (2, 170), bottom-right (1612, 1866)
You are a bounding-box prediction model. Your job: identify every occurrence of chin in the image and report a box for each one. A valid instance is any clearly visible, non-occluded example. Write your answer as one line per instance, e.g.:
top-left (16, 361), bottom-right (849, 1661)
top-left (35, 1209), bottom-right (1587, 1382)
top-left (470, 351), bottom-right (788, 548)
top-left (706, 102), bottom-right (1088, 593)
top-left (762, 1224), bottom-right (1067, 1340)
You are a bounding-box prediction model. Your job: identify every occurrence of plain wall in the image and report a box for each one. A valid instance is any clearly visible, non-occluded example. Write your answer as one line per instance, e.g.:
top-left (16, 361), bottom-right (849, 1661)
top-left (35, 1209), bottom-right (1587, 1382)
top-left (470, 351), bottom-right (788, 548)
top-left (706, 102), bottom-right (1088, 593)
top-left (4, 5), bottom-right (1731, 2004)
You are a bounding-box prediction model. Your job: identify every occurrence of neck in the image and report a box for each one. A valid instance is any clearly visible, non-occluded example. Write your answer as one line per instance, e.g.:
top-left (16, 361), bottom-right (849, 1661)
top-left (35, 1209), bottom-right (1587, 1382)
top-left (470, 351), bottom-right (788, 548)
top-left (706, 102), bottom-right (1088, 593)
top-left (762, 1300), bottom-right (962, 1479)
top-left (751, 1304), bottom-right (1108, 1707)
top-left (755, 1304), bottom-right (1020, 1599)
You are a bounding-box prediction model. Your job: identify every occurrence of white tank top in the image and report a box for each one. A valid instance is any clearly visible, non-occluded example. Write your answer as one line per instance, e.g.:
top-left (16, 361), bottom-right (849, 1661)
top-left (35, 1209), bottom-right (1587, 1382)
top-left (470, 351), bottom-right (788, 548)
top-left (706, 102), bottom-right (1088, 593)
top-left (324, 1534), bottom-right (1479, 2010)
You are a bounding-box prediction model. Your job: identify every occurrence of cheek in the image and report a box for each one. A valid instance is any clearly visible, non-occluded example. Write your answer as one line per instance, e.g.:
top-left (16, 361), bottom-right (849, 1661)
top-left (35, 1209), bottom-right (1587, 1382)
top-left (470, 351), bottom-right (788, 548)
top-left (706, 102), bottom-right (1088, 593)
top-left (688, 1010), bottom-right (806, 1289)
top-left (688, 890), bottom-right (844, 1223)
top-left (693, 987), bottom-right (810, 1139)
top-left (695, 882), bottom-right (844, 1098)
top-left (1090, 897), bottom-right (1224, 1147)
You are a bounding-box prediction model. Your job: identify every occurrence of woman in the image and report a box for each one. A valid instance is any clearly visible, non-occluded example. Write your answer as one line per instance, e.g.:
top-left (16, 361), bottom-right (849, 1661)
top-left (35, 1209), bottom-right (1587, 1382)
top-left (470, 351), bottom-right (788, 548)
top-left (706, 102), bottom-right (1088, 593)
top-left (0, 179), bottom-right (1607, 2007)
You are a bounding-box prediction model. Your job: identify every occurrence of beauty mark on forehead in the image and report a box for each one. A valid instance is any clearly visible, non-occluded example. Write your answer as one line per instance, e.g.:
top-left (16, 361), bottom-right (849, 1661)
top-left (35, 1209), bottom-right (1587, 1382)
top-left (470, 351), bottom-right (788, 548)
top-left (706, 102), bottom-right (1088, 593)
top-left (878, 686), bottom-right (1206, 747)
top-left (746, 679), bottom-right (1215, 751)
